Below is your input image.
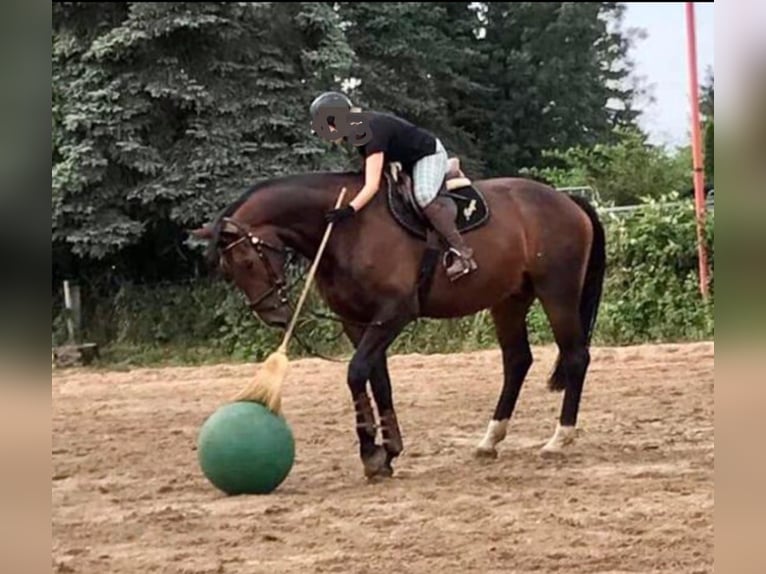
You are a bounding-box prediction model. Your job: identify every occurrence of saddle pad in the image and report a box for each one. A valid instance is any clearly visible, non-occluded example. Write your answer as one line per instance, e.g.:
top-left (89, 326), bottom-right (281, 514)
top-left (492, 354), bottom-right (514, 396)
top-left (386, 173), bottom-right (490, 240)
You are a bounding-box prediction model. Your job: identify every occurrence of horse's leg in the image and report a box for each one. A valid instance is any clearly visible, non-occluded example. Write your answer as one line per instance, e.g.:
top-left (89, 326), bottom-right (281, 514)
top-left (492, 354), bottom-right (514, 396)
top-left (475, 292), bottom-right (535, 458)
top-left (536, 287), bottom-right (591, 455)
top-left (342, 324), bottom-right (401, 476)
top-left (367, 352), bottom-right (403, 473)
top-left (343, 315), bottom-right (412, 478)
top-left (340, 324), bottom-right (380, 474)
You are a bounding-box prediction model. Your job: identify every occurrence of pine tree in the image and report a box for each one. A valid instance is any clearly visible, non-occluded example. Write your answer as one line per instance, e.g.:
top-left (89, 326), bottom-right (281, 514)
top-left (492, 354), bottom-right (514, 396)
top-left (336, 2), bottom-right (485, 172)
top-left (53, 2), bottom-right (354, 275)
top-left (458, 2), bottom-right (639, 175)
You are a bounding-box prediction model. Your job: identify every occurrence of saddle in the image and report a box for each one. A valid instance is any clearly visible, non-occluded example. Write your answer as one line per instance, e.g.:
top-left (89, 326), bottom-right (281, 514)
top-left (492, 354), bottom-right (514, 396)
top-left (385, 159), bottom-right (490, 241)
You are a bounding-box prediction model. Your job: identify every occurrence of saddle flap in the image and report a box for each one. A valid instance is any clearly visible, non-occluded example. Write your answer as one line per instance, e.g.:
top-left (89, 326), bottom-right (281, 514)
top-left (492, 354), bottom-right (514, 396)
top-left (385, 169), bottom-right (490, 241)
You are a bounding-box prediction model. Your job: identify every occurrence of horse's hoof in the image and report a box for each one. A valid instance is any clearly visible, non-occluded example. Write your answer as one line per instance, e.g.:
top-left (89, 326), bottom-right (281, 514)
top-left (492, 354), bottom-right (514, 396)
top-left (373, 461), bottom-right (394, 479)
top-left (540, 424), bottom-right (576, 457)
top-left (474, 446), bottom-right (498, 460)
top-left (363, 446), bottom-right (391, 479)
top-left (540, 441), bottom-right (572, 458)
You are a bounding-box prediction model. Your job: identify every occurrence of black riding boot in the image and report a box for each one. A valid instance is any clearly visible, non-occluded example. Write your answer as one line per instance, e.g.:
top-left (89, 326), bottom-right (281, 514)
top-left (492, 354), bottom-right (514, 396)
top-left (421, 195), bottom-right (478, 282)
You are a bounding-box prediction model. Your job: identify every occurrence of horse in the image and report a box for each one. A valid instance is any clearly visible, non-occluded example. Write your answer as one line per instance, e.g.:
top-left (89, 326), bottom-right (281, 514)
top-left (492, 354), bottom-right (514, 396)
top-left (190, 167), bottom-right (606, 479)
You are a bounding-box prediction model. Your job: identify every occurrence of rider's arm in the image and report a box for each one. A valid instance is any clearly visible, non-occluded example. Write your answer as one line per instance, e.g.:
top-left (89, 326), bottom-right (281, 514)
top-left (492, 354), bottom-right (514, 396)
top-left (350, 151), bottom-right (384, 212)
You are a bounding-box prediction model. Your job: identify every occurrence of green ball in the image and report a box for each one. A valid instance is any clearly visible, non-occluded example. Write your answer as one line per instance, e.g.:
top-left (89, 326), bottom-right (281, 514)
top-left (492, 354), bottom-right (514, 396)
top-left (197, 401), bottom-right (295, 495)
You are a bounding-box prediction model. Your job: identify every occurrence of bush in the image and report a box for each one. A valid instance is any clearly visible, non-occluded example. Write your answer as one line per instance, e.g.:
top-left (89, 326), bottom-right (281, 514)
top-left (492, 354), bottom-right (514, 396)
top-left (596, 193), bottom-right (714, 344)
top-left (53, 194), bottom-right (714, 366)
top-left (520, 128), bottom-right (694, 206)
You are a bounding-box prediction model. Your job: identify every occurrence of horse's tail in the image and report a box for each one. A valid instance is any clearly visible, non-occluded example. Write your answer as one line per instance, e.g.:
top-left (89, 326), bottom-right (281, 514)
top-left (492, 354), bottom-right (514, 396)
top-left (568, 195), bottom-right (606, 347)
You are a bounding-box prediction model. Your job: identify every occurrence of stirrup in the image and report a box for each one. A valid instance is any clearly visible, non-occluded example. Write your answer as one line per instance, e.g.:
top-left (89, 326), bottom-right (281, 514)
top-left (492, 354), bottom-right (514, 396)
top-left (443, 248), bottom-right (478, 282)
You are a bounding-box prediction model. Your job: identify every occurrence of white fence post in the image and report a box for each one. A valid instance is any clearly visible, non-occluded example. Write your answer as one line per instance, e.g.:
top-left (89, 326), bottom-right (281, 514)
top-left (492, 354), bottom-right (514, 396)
top-left (63, 280), bottom-right (81, 345)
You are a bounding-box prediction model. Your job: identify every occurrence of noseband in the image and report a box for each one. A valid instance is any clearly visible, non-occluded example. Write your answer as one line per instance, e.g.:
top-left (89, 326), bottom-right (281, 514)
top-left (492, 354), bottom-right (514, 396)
top-left (218, 217), bottom-right (290, 314)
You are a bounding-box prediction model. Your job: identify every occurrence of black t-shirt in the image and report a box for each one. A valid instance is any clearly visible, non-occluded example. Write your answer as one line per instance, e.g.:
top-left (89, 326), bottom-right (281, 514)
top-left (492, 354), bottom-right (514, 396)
top-left (351, 112), bottom-right (437, 171)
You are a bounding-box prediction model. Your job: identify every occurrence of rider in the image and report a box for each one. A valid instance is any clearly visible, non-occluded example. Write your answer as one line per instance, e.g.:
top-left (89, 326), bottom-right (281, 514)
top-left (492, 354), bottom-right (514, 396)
top-left (309, 91), bottom-right (478, 282)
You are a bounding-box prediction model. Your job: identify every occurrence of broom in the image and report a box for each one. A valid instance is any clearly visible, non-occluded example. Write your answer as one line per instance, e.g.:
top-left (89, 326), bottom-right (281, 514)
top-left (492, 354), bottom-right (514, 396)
top-left (232, 186), bottom-right (349, 414)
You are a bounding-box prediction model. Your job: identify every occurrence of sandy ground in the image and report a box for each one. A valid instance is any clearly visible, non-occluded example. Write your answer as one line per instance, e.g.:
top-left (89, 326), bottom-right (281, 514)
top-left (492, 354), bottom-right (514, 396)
top-left (52, 342), bottom-right (714, 574)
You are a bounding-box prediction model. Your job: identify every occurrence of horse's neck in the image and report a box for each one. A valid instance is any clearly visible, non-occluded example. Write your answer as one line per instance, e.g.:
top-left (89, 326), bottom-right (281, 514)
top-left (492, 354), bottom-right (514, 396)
top-left (244, 176), bottom-right (357, 260)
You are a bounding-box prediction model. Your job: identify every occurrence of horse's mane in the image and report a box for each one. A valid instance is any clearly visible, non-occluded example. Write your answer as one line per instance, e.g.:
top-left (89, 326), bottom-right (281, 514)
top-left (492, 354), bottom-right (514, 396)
top-left (205, 170), bottom-right (363, 267)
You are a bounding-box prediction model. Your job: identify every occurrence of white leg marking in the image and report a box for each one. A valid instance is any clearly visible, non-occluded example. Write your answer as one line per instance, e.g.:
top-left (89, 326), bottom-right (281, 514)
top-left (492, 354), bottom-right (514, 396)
top-left (476, 419), bottom-right (509, 453)
top-left (541, 423), bottom-right (576, 453)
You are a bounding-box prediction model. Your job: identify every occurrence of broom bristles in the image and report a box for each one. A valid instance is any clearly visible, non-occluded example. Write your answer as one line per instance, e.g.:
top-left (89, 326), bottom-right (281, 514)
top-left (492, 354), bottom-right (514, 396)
top-left (229, 188), bottom-right (348, 416)
top-left (231, 349), bottom-right (289, 415)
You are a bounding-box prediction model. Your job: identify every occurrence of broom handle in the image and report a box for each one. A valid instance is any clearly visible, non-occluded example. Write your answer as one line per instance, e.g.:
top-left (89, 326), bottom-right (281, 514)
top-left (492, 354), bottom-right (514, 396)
top-left (277, 186), bottom-right (348, 354)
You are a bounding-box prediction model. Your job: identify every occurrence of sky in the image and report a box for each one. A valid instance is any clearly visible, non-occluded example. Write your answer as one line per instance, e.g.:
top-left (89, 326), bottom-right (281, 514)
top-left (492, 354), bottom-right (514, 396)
top-left (623, 2), bottom-right (714, 148)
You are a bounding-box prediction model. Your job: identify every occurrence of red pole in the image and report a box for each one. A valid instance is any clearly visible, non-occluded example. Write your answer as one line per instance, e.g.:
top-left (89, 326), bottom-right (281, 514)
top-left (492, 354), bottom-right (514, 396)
top-left (685, 2), bottom-right (710, 299)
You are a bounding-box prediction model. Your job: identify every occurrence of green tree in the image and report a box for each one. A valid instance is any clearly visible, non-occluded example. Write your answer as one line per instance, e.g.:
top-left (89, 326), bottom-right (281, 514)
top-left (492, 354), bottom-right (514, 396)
top-left (338, 2), bottom-right (640, 178)
top-left (521, 127), bottom-right (692, 205)
top-left (458, 2), bottom-right (641, 176)
top-left (700, 68), bottom-right (714, 184)
top-left (336, 2), bottom-right (486, 173)
top-left (53, 2), bottom-right (353, 276)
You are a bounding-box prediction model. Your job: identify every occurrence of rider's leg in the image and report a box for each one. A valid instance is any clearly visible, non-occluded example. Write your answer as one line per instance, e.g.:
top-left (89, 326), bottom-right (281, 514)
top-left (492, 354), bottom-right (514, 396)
top-left (414, 140), bottom-right (478, 281)
top-left (422, 195), bottom-right (478, 281)
top-left (446, 157), bottom-right (465, 179)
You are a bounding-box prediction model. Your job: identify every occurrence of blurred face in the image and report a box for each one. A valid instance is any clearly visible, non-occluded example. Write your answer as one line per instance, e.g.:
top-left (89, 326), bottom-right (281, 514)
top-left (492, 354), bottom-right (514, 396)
top-left (311, 107), bottom-right (350, 145)
top-left (327, 122), bottom-right (343, 144)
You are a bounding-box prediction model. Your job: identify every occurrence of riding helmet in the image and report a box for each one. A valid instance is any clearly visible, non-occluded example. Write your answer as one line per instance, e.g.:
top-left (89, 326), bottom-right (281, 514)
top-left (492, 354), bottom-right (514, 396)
top-left (309, 91), bottom-right (353, 124)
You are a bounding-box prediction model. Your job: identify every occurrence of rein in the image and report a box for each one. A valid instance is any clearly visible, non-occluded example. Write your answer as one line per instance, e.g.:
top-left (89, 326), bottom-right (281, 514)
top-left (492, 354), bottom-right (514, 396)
top-left (214, 189), bottom-right (432, 362)
top-left (220, 216), bottom-right (292, 313)
top-left (291, 328), bottom-right (348, 363)
top-left (219, 214), bottom-right (388, 330)
top-left (216, 191), bottom-right (390, 363)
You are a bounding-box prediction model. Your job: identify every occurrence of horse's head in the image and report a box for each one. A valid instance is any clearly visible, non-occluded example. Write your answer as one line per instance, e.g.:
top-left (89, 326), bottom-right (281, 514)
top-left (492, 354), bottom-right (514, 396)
top-left (191, 171), bottom-right (359, 329)
top-left (190, 217), bottom-right (292, 329)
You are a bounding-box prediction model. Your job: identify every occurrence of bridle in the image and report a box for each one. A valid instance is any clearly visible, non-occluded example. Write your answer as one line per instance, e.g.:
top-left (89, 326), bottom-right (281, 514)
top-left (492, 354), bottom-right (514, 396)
top-left (214, 213), bottom-right (390, 362)
top-left (218, 217), bottom-right (291, 314)
top-left (215, 215), bottom-right (350, 363)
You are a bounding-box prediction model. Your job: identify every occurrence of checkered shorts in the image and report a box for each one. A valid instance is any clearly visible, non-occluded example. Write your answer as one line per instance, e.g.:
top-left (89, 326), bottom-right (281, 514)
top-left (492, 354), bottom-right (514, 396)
top-left (412, 139), bottom-right (448, 208)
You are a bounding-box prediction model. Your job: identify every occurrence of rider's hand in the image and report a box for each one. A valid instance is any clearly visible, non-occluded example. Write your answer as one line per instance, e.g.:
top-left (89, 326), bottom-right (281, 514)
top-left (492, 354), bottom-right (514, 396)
top-left (325, 205), bottom-right (356, 224)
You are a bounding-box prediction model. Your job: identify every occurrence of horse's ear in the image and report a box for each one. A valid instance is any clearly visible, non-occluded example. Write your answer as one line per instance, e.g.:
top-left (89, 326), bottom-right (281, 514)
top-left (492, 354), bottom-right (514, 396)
top-left (189, 226), bottom-right (213, 240)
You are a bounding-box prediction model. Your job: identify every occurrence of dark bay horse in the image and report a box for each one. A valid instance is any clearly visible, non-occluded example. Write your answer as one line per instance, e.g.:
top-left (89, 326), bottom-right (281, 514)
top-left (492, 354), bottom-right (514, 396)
top-left (191, 170), bottom-right (606, 479)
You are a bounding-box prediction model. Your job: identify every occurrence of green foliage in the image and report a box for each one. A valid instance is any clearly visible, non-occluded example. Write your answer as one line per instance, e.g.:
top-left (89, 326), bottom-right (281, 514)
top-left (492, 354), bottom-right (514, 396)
top-left (701, 69), bottom-right (714, 184)
top-left (704, 122), bottom-right (714, 184)
top-left (336, 2), bottom-right (488, 174)
top-left (596, 195), bottom-right (714, 343)
top-left (53, 2), bottom-right (354, 264)
top-left (700, 68), bottom-right (714, 120)
top-left (458, 2), bottom-right (641, 176)
top-left (521, 128), bottom-right (693, 205)
top-left (334, 2), bottom-right (639, 177)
